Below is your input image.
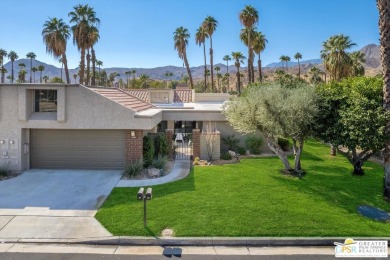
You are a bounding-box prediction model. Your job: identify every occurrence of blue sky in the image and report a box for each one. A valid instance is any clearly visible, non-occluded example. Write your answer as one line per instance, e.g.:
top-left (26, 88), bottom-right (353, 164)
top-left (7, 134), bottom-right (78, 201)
top-left (0, 0), bottom-right (379, 69)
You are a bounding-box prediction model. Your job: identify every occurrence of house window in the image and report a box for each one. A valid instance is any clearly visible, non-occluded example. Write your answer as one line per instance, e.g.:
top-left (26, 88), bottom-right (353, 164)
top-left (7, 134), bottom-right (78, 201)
top-left (150, 92), bottom-right (169, 103)
top-left (34, 90), bottom-right (57, 112)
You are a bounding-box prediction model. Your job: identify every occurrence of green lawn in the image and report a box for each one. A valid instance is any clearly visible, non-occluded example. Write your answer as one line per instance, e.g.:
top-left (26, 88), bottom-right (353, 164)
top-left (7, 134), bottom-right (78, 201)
top-left (96, 140), bottom-right (390, 237)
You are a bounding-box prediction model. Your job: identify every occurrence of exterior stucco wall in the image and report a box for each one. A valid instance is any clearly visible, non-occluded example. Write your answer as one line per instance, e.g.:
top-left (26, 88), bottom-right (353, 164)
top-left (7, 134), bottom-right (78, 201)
top-left (162, 110), bottom-right (225, 121)
top-left (194, 93), bottom-right (231, 102)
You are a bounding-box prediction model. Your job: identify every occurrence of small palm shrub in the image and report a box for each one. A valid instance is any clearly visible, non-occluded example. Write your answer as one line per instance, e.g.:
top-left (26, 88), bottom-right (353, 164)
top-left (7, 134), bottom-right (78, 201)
top-left (278, 137), bottom-right (290, 151)
top-left (222, 135), bottom-right (240, 151)
top-left (143, 135), bottom-right (155, 167)
top-left (124, 160), bottom-right (144, 178)
top-left (245, 135), bottom-right (263, 155)
top-left (236, 146), bottom-right (247, 155)
top-left (152, 155), bottom-right (168, 171)
top-left (221, 152), bottom-right (232, 160)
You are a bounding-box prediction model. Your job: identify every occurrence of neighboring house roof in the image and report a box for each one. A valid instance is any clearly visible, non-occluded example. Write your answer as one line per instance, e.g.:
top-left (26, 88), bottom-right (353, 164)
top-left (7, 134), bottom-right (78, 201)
top-left (124, 89), bottom-right (149, 102)
top-left (89, 88), bottom-right (155, 112)
top-left (174, 90), bottom-right (192, 103)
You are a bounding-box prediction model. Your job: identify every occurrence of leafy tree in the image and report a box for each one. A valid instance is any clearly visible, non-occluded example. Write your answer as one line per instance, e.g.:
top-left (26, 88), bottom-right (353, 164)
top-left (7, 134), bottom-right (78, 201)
top-left (26, 52), bottom-right (36, 83)
top-left (314, 77), bottom-right (390, 175)
top-left (42, 17), bottom-right (71, 83)
top-left (143, 136), bottom-right (155, 167)
top-left (154, 135), bottom-right (168, 157)
top-left (173, 27), bottom-right (193, 88)
top-left (196, 26), bottom-right (209, 90)
top-left (223, 84), bottom-right (318, 174)
top-left (294, 52), bottom-right (302, 79)
top-left (231, 51), bottom-right (246, 95)
top-left (377, 0), bottom-right (390, 198)
top-left (239, 5), bottom-right (259, 83)
top-left (0, 49), bottom-right (7, 83)
top-left (51, 76), bottom-right (63, 83)
top-left (202, 16), bottom-right (218, 92)
top-left (7, 51), bottom-right (18, 83)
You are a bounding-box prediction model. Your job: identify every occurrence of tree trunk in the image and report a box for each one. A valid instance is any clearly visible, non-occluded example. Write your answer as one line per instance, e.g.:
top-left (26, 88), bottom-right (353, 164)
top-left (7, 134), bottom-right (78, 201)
top-left (183, 52), bottom-right (193, 89)
top-left (62, 53), bottom-right (70, 84)
top-left (29, 58), bottom-right (33, 83)
top-left (298, 59), bottom-right (301, 80)
top-left (377, 0), bottom-right (390, 199)
top-left (294, 139), bottom-right (303, 172)
top-left (60, 62), bottom-right (63, 82)
top-left (79, 48), bottom-right (85, 85)
top-left (236, 69), bottom-right (241, 95)
top-left (86, 49), bottom-right (91, 86)
top-left (91, 46), bottom-right (96, 86)
top-left (210, 37), bottom-right (214, 92)
top-left (11, 62), bottom-right (14, 83)
top-left (330, 145), bottom-right (337, 156)
top-left (226, 61), bottom-right (230, 91)
top-left (258, 54), bottom-right (262, 83)
top-left (352, 159), bottom-right (364, 175)
top-left (250, 49), bottom-right (255, 83)
top-left (266, 136), bottom-right (293, 171)
top-left (203, 42), bottom-right (207, 89)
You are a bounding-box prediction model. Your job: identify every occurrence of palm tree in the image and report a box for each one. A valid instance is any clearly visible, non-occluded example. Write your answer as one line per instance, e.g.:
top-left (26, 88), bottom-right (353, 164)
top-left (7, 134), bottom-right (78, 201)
top-left (294, 52), bottom-right (302, 79)
top-left (125, 71), bottom-right (131, 88)
top-left (376, 0), bottom-right (390, 198)
top-left (42, 75), bottom-right (49, 83)
top-left (7, 51), bottom-right (18, 83)
top-left (349, 51), bottom-right (366, 76)
top-left (139, 74), bottom-right (150, 88)
top-left (240, 25), bottom-right (256, 82)
top-left (173, 26), bottom-right (194, 88)
top-left (38, 65), bottom-right (45, 83)
top-left (32, 67), bottom-right (38, 82)
top-left (73, 74), bottom-right (77, 83)
top-left (26, 52), bottom-right (36, 83)
top-left (321, 34), bottom-right (356, 81)
top-left (215, 65), bottom-right (221, 92)
top-left (0, 49), bottom-right (7, 83)
top-left (42, 17), bottom-right (71, 83)
top-left (279, 55), bottom-right (286, 70)
top-left (202, 16), bottom-right (218, 92)
top-left (253, 31), bottom-right (267, 83)
top-left (239, 5), bottom-right (259, 83)
top-left (96, 60), bottom-right (102, 85)
top-left (308, 67), bottom-right (324, 84)
top-left (18, 63), bottom-right (26, 83)
top-left (88, 25), bottom-right (100, 86)
top-left (131, 69), bottom-right (136, 88)
top-left (196, 26), bottom-right (209, 89)
top-left (223, 55), bottom-right (231, 89)
top-left (59, 58), bottom-right (64, 81)
top-left (69, 4), bottom-right (100, 85)
top-left (285, 56), bottom-right (291, 72)
top-left (231, 52), bottom-right (246, 95)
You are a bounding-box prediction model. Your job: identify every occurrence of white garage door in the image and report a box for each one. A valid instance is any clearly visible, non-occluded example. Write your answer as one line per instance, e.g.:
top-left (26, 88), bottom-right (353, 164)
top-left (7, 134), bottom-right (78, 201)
top-left (31, 129), bottom-right (126, 169)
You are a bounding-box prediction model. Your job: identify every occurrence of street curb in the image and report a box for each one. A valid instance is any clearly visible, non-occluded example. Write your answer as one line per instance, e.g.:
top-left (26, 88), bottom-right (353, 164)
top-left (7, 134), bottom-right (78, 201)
top-left (3, 237), bottom-right (390, 247)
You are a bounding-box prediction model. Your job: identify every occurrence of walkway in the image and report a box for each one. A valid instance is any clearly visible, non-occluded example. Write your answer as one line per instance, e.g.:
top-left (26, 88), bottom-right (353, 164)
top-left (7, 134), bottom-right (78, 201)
top-left (116, 160), bottom-right (191, 187)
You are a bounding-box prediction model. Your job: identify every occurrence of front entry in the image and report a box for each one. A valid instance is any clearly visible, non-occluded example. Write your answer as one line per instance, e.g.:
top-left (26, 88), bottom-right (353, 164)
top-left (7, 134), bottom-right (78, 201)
top-left (174, 121), bottom-right (194, 160)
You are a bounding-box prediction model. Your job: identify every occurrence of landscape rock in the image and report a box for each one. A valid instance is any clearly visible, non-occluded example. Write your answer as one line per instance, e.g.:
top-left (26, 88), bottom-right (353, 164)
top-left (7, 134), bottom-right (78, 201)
top-left (148, 168), bottom-right (161, 178)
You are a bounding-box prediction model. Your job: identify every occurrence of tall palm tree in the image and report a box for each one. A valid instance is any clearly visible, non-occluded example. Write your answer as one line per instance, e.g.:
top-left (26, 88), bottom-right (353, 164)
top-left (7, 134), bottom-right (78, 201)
top-left (96, 60), bottom-right (102, 73)
top-left (173, 26), bottom-right (193, 88)
top-left (349, 51), bottom-right (366, 76)
top-left (18, 63), bottom-right (26, 83)
top-left (42, 17), bottom-right (71, 83)
top-left (42, 75), bottom-right (49, 83)
top-left (240, 26), bottom-right (256, 83)
top-left (285, 56), bottom-right (291, 72)
top-left (89, 26), bottom-right (100, 86)
top-left (279, 55), bottom-right (286, 70)
top-left (239, 5), bottom-right (259, 83)
top-left (32, 67), bottom-right (38, 82)
top-left (196, 26), bottom-right (209, 89)
top-left (139, 74), bottom-right (150, 88)
top-left (223, 55), bottom-right (231, 89)
top-left (376, 0), bottom-right (390, 198)
top-left (125, 71), bottom-right (131, 88)
top-left (321, 34), bottom-right (356, 81)
top-left (202, 16), bottom-right (218, 92)
top-left (294, 52), bottom-right (302, 79)
top-left (59, 58), bottom-right (63, 81)
top-left (69, 4), bottom-right (100, 85)
top-left (26, 52), bottom-right (36, 83)
top-left (38, 65), bottom-right (45, 83)
top-left (231, 52), bottom-right (246, 95)
top-left (0, 49), bottom-right (7, 83)
top-left (7, 51), bottom-right (18, 83)
top-left (131, 69), bottom-right (136, 88)
top-left (214, 65), bottom-right (221, 92)
top-left (253, 31), bottom-right (267, 83)
top-left (73, 73), bottom-right (77, 83)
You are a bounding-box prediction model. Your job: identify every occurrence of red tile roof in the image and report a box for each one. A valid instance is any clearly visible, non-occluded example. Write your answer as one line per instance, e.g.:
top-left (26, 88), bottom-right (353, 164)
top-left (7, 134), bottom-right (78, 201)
top-left (90, 88), bottom-right (155, 112)
top-left (174, 90), bottom-right (192, 103)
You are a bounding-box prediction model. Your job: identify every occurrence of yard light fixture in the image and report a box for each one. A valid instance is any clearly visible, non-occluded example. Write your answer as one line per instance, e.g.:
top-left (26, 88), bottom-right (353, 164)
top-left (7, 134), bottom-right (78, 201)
top-left (137, 187), bottom-right (152, 226)
top-left (130, 130), bottom-right (136, 138)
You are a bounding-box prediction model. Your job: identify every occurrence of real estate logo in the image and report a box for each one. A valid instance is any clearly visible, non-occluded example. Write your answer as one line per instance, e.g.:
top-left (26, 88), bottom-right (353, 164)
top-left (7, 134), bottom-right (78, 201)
top-left (334, 238), bottom-right (388, 258)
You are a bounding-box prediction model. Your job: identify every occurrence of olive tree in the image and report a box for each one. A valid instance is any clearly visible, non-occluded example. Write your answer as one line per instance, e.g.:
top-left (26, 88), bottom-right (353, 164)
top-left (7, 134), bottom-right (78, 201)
top-left (223, 84), bottom-right (318, 174)
top-left (315, 77), bottom-right (390, 175)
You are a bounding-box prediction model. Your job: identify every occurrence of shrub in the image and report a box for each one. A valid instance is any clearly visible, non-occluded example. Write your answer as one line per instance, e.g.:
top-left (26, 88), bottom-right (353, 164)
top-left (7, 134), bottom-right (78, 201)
top-left (193, 160), bottom-right (200, 165)
top-left (222, 135), bottom-right (240, 151)
top-left (0, 165), bottom-right (8, 177)
top-left (124, 160), bottom-right (143, 178)
top-left (152, 155), bottom-right (168, 171)
top-left (221, 152), bottom-right (232, 160)
top-left (236, 146), bottom-right (247, 155)
top-left (278, 137), bottom-right (290, 151)
top-left (194, 157), bottom-right (200, 162)
top-left (154, 134), bottom-right (168, 157)
top-left (143, 135), bottom-right (155, 167)
top-left (245, 135), bottom-right (263, 155)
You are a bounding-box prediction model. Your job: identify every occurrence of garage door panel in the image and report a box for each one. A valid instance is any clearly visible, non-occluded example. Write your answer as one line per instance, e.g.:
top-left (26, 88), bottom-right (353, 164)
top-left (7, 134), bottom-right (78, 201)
top-left (31, 129), bottom-right (126, 169)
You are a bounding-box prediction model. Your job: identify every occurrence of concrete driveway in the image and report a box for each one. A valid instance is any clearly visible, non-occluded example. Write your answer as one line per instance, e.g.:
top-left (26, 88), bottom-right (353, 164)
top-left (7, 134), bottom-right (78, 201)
top-left (0, 169), bottom-right (122, 210)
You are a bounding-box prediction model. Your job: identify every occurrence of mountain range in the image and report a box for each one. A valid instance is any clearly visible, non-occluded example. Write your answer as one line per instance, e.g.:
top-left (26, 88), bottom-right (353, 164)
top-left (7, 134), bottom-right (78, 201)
top-left (1, 43), bottom-right (381, 82)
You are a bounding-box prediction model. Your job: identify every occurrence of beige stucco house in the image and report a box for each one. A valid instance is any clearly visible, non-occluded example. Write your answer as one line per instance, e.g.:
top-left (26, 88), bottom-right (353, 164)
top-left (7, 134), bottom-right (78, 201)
top-left (0, 83), bottom-right (255, 172)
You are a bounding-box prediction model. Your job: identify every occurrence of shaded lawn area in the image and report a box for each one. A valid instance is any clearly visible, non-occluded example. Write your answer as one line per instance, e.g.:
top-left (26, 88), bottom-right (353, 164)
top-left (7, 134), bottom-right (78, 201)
top-left (96, 140), bottom-right (390, 237)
